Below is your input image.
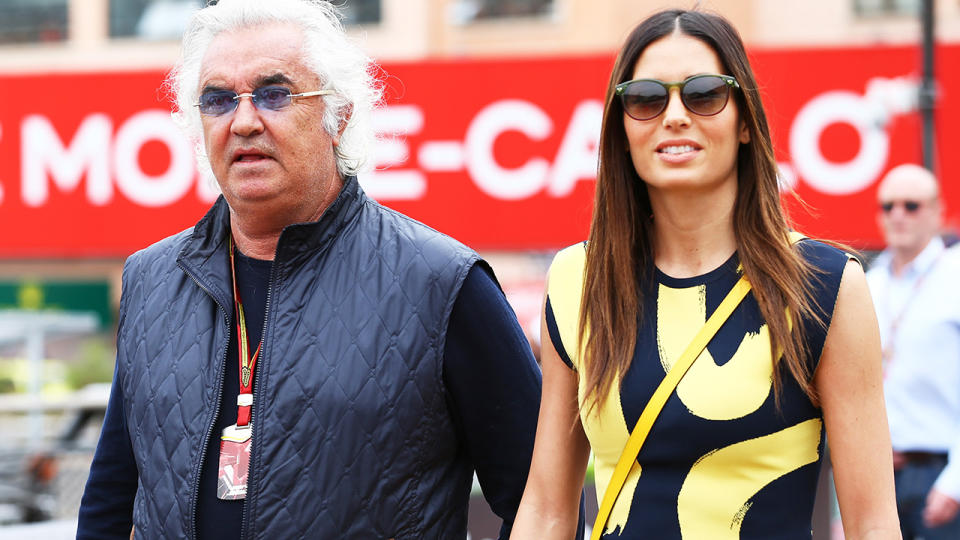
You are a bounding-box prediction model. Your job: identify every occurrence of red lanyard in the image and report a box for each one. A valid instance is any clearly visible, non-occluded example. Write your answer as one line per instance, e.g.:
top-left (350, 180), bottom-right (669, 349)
top-left (881, 249), bottom-right (943, 375)
top-left (229, 236), bottom-right (262, 427)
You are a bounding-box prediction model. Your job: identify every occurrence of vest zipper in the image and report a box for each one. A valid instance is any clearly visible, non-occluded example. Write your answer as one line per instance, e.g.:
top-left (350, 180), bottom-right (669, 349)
top-left (178, 262), bottom-right (231, 540)
top-left (239, 257), bottom-right (278, 539)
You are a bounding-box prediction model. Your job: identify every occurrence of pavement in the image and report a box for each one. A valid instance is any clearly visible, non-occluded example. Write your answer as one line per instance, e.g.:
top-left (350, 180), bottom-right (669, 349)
top-left (0, 519), bottom-right (76, 539)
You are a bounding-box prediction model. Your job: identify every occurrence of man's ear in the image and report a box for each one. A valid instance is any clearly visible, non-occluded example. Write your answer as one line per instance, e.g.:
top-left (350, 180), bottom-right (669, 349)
top-left (332, 103), bottom-right (353, 147)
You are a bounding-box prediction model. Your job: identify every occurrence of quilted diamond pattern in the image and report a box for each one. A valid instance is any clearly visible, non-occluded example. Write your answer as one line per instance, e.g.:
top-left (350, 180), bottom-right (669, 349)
top-left (117, 179), bottom-right (477, 539)
top-left (121, 224), bottom-right (232, 539)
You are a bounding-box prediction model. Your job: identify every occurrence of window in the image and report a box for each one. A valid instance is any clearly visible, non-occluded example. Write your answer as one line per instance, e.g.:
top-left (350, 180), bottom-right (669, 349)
top-left (854, 0), bottom-right (921, 16)
top-left (450, 0), bottom-right (554, 23)
top-left (340, 0), bottom-right (381, 25)
top-left (110, 0), bottom-right (206, 40)
top-left (111, 0), bottom-right (379, 40)
top-left (0, 0), bottom-right (68, 45)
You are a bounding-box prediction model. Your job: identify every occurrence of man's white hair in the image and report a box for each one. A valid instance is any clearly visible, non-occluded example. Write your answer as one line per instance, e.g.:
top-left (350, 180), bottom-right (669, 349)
top-left (168, 0), bottom-right (381, 179)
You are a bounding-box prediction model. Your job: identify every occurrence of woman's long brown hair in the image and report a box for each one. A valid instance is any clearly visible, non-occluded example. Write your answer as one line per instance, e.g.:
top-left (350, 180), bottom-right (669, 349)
top-left (580, 9), bottom-right (824, 415)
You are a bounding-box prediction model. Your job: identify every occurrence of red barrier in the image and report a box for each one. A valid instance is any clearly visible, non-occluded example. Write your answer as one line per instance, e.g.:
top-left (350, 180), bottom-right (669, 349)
top-left (0, 45), bottom-right (956, 256)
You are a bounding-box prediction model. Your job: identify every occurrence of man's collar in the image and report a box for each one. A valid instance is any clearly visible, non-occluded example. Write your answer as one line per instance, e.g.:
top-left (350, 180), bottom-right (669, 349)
top-left (911, 236), bottom-right (946, 274)
top-left (180, 175), bottom-right (364, 271)
top-left (272, 175), bottom-right (364, 262)
top-left (881, 236), bottom-right (945, 277)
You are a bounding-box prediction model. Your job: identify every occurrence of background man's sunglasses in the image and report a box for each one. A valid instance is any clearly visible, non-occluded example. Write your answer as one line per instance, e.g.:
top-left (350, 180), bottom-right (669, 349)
top-left (196, 85), bottom-right (334, 116)
top-left (615, 74), bottom-right (740, 121)
top-left (880, 200), bottom-right (926, 214)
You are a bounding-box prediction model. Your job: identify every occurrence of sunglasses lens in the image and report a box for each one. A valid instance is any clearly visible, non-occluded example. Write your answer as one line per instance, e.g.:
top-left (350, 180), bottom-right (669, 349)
top-left (253, 86), bottom-right (293, 111)
top-left (198, 90), bottom-right (238, 116)
top-left (881, 200), bottom-right (924, 213)
top-left (620, 81), bottom-right (668, 121)
top-left (681, 75), bottom-right (731, 116)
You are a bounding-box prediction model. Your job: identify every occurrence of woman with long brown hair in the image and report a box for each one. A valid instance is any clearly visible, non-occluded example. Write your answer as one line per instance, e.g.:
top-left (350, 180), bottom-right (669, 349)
top-left (511, 9), bottom-right (900, 540)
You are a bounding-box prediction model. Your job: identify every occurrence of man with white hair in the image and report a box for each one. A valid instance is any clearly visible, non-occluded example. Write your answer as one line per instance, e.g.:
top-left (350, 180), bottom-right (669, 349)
top-left (867, 163), bottom-right (960, 540)
top-left (76, 1), bottom-right (558, 538)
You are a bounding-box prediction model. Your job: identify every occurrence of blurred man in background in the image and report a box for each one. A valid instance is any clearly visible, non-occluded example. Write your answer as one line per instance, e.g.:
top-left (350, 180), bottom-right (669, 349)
top-left (867, 163), bottom-right (960, 540)
top-left (76, 1), bottom-right (549, 538)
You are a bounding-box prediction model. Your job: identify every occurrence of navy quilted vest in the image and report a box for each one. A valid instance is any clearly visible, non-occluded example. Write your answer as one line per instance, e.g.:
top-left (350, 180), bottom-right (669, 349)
top-left (116, 177), bottom-right (479, 539)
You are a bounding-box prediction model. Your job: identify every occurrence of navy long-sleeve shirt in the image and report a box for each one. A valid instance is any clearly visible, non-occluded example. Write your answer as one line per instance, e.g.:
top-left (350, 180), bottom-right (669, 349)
top-left (78, 259), bottom-right (548, 539)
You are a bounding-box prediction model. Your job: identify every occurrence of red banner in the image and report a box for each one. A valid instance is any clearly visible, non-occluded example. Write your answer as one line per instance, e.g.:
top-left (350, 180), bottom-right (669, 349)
top-left (1, 45), bottom-right (957, 256)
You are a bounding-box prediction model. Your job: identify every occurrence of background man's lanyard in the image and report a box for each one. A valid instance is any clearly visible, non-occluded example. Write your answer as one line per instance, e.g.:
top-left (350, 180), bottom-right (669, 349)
top-left (229, 236), bottom-right (262, 427)
top-left (881, 249), bottom-right (943, 376)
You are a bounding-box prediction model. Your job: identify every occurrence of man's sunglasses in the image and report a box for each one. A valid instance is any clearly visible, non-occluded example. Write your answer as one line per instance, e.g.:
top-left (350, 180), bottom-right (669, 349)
top-left (196, 85), bottom-right (334, 116)
top-left (880, 200), bottom-right (925, 214)
top-left (615, 74), bottom-right (740, 121)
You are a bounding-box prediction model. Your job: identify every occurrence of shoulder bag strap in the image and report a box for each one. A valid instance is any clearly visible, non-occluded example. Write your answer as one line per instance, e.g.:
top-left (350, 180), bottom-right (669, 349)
top-left (590, 275), bottom-right (752, 540)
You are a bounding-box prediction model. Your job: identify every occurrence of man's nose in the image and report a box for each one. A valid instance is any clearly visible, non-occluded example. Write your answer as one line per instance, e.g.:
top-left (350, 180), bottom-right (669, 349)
top-left (230, 96), bottom-right (265, 137)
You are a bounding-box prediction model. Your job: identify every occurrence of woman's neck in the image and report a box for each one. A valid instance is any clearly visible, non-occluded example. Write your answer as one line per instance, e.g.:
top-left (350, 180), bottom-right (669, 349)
top-left (649, 185), bottom-right (737, 279)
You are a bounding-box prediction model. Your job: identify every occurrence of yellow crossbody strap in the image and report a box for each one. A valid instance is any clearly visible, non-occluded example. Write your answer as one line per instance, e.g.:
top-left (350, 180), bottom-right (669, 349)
top-left (590, 275), bottom-right (752, 540)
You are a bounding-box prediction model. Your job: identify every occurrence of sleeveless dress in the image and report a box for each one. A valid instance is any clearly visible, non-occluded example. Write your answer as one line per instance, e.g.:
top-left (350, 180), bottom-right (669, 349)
top-left (545, 239), bottom-right (850, 539)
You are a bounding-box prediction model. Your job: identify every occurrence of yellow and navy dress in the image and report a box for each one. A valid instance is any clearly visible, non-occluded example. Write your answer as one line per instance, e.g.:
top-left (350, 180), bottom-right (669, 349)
top-left (545, 239), bottom-right (849, 539)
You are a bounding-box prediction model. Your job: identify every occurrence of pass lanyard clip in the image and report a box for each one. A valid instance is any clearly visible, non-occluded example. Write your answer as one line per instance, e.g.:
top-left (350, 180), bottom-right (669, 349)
top-left (229, 236), bottom-right (262, 427)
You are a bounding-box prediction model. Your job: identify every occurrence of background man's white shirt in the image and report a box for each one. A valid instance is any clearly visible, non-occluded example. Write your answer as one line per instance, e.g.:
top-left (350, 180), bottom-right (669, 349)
top-left (867, 237), bottom-right (960, 500)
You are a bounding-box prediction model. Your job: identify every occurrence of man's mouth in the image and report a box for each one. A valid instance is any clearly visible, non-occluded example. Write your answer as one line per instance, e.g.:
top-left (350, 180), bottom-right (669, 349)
top-left (233, 151), bottom-right (270, 163)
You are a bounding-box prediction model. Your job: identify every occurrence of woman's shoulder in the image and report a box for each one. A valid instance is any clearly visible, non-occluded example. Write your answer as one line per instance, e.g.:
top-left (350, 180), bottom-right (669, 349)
top-left (794, 237), bottom-right (853, 276)
top-left (548, 241), bottom-right (589, 287)
top-left (545, 242), bottom-right (589, 371)
top-left (550, 241), bottom-right (588, 268)
top-left (792, 237), bottom-right (854, 328)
